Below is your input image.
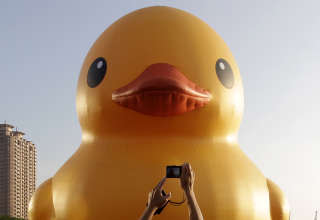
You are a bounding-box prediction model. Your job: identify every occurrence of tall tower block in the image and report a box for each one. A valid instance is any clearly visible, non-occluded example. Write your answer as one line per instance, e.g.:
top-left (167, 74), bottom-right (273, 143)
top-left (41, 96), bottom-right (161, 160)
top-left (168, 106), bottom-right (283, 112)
top-left (0, 123), bottom-right (37, 219)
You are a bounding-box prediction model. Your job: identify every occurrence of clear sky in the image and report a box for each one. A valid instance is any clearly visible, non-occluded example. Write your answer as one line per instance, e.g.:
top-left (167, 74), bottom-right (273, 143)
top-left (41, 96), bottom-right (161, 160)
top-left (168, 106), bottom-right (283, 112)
top-left (1, 0), bottom-right (319, 219)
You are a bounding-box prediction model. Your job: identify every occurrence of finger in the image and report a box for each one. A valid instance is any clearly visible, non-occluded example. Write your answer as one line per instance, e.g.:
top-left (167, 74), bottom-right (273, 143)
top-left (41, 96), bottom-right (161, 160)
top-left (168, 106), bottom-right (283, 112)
top-left (185, 164), bottom-right (190, 175)
top-left (155, 177), bottom-right (165, 189)
top-left (150, 190), bottom-right (155, 198)
top-left (187, 163), bottom-right (192, 171)
top-left (155, 177), bottom-right (166, 190)
top-left (184, 163), bottom-right (188, 173)
top-left (184, 164), bottom-right (188, 177)
top-left (190, 166), bottom-right (195, 178)
top-left (185, 163), bottom-right (191, 175)
top-left (148, 191), bottom-right (153, 201)
top-left (183, 162), bottom-right (188, 169)
top-left (186, 162), bottom-right (191, 169)
top-left (180, 165), bottom-right (185, 178)
top-left (164, 192), bottom-right (172, 200)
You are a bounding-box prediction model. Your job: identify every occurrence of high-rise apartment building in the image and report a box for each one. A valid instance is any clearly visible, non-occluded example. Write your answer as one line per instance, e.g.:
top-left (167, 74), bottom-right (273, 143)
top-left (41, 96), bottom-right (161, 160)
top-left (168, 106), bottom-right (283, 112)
top-left (0, 123), bottom-right (37, 219)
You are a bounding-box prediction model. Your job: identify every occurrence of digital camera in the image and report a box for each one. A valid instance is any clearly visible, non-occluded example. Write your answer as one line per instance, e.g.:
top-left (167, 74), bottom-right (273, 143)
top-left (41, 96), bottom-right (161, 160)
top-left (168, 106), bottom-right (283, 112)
top-left (166, 165), bottom-right (182, 178)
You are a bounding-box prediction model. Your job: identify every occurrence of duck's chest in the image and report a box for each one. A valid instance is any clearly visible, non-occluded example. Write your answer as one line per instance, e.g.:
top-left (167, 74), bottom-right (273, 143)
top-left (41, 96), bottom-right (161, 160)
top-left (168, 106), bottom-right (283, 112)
top-left (52, 142), bottom-right (271, 220)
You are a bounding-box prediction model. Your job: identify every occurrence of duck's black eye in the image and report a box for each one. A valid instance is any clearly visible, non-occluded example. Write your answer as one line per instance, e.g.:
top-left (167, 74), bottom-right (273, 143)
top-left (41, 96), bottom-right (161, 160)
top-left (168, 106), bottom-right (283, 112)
top-left (87, 57), bottom-right (107, 88)
top-left (215, 58), bottom-right (234, 89)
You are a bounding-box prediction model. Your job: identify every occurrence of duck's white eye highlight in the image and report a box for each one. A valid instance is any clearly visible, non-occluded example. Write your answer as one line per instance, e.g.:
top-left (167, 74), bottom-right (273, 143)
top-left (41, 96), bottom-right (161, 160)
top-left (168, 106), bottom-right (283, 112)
top-left (215, 58), bottom-right (234, 89)
top-left (97, 60), bottom-right (104, 69)
top-left (219, 62), bottom-right (225, 70)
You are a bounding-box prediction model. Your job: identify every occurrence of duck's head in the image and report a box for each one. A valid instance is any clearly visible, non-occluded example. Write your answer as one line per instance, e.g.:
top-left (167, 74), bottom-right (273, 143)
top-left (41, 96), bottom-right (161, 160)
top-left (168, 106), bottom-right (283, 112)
top-left (76, 6), bottom-right (244, 142)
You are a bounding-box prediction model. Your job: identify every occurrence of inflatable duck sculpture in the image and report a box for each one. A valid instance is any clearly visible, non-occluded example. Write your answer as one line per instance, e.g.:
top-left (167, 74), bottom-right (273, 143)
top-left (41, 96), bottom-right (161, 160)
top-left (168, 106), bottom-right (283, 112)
top-left (28, 6), bottom-right (290, 220)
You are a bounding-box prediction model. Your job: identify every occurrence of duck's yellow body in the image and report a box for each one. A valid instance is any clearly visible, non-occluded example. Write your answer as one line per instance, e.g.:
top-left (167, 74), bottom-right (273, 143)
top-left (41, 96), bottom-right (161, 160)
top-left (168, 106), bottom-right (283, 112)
top-left (28, 6), bottom-right (290, 220)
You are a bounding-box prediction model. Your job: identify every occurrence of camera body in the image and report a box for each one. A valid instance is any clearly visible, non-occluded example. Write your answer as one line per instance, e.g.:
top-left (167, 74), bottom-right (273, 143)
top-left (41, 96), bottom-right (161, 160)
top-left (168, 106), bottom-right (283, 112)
top-left (166, 165), bottom-right (182, 178)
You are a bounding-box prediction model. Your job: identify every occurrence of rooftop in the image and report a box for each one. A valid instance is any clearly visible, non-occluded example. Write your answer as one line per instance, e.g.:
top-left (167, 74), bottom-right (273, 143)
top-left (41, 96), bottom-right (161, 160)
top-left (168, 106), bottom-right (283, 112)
top-left (0, 123), bottom-right (15, 128)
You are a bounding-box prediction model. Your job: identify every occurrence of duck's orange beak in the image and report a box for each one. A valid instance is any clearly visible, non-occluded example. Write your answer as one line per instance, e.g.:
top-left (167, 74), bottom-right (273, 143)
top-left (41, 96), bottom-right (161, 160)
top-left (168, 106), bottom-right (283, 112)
top-left (112, 63), bottom-right (212, 116)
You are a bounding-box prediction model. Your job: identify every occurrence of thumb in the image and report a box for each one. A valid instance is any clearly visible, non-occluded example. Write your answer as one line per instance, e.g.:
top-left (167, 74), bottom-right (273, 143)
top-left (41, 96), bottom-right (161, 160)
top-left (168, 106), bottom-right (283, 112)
top-left (165, 192), bottom-right (172, 200)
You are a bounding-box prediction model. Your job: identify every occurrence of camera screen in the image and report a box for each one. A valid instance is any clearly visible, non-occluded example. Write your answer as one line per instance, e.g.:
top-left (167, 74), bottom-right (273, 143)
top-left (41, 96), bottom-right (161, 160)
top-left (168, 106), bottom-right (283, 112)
top-left (166, 166), bottom-right (182, 178)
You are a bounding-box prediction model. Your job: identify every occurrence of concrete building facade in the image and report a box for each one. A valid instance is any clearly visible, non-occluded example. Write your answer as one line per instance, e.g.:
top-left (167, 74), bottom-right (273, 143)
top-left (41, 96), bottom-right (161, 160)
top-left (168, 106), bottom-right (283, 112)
top-left (0, 123), bottom-right (37, 219)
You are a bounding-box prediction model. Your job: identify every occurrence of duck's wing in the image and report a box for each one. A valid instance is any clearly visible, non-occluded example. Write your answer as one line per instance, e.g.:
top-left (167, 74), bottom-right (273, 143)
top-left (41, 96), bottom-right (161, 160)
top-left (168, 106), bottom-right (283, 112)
top-left (267, 178), bottom-right (290, 220)
top-left (28, 178), bottom-right (56, 220)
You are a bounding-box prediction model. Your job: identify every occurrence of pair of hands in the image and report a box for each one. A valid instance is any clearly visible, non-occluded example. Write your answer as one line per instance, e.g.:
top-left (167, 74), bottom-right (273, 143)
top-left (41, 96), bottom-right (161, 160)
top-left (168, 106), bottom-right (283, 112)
top-left (147, 163), bottom-right (195, 210)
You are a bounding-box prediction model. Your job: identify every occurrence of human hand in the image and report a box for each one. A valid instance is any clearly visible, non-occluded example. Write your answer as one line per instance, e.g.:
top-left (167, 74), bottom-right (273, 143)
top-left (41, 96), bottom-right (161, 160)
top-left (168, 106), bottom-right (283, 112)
top-left (147, 177), bottom-right (172, 210)
top-left (180, 162), bottom-right (195, 193)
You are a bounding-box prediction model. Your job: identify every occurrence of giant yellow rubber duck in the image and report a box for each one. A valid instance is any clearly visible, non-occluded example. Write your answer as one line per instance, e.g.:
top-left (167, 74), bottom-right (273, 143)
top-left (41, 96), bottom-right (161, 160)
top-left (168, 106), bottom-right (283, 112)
top-left (28, 6), bottom-right (290, 220)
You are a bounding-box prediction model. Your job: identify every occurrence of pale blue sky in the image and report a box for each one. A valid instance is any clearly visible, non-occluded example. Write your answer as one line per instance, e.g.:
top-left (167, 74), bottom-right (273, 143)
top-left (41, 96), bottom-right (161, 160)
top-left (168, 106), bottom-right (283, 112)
top-left (1, 0), bottom-right (319, 219)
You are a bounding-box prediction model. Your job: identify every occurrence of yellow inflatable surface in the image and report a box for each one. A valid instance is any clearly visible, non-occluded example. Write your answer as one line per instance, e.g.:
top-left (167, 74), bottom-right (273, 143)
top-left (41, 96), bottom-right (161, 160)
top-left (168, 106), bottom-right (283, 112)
top-left (28, 6), bottom-right (290, 220)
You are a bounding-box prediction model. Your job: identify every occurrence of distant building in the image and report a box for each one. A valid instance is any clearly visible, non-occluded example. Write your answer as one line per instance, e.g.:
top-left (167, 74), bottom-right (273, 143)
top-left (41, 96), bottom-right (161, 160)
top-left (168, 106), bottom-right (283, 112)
top-left (0, 123), bottom-right (37, 219)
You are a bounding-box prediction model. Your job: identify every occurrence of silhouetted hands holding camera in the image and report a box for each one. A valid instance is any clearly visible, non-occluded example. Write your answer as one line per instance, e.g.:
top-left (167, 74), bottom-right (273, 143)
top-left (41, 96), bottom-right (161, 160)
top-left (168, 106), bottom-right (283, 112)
top-left (139, 163), bottom-right (203, 220)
